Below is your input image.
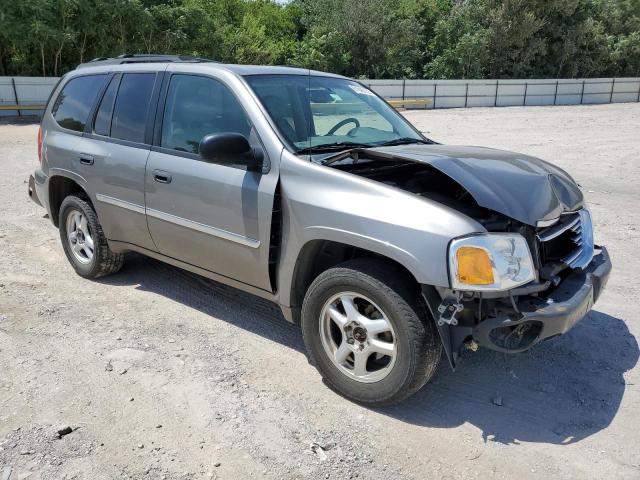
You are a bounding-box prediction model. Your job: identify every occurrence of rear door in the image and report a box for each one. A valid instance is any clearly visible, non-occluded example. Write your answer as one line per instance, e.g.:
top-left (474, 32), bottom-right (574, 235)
top-left (45, 73), bottom-right (110, 202)
top-left (144, 72), bottom-right (277, 291)
top-left (82, 71), bottom-right (161, 251)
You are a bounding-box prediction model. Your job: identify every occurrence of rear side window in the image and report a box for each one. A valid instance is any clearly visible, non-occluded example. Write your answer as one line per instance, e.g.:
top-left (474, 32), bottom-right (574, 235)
top-left (110, 73), bottom-right (156, 143)
top-left (51, 75), bottom-right (108, 132)
top-left (93, 76), bottom-right (120, 136)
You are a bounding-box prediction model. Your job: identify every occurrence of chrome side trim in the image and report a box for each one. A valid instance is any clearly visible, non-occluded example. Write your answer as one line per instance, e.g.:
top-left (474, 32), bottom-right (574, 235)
top-left (146, 208), bottom-right (260, 248)
top-left (95, 194), bottom-right (145, 214)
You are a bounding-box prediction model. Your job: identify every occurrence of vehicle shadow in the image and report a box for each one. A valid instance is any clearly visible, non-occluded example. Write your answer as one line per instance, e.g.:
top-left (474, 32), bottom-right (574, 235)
top-left (100, 254), bottom-right (638, 446)
top-left (380, 309), bottom-right (638, 445)
top-left (98, 253), bottom-right (305, 352)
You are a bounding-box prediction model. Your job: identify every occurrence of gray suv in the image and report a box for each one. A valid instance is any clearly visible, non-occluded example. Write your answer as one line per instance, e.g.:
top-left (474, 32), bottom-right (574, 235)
top-left (29, 55), bottom-right (611, 405)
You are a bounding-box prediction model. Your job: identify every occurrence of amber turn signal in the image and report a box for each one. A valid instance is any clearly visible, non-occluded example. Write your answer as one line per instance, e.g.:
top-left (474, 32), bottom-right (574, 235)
top-left (456, 246), bottom-right (494, 285)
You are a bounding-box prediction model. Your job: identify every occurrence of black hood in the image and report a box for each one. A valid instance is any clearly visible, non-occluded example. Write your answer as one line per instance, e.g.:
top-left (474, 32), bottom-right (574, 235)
top-left (371, 144), bottom-right (583, 227)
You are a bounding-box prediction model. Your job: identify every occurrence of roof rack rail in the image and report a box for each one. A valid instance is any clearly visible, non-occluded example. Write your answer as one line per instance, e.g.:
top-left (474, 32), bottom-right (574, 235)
top-left (78, 54), bottom-right (218, 68)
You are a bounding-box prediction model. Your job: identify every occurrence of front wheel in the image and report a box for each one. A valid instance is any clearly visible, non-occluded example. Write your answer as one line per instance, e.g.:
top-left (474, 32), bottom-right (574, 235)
top-left (301, 259), bottom-right (442, 406)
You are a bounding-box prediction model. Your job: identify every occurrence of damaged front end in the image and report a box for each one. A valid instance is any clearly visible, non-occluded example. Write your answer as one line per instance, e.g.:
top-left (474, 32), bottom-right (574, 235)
top-left (325, 145), bottom-right (612, 368)
top-left (422, 243), bottom-right (611, 368)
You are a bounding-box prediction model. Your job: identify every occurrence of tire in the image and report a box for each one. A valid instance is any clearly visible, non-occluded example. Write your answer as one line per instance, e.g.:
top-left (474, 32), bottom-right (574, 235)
top-left (58, 194), bottom-right (124, 279)
top-left (301, 258), bottom-right (442, 406)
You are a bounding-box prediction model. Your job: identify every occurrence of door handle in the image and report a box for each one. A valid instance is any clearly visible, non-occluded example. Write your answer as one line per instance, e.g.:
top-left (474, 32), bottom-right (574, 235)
top-left (153, 170), bottom-right (172, 184)
top-left (79, 153), bottom-right (94, 165)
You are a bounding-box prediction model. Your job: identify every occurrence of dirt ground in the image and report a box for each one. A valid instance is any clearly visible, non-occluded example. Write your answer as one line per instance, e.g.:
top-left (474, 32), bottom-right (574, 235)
top-left (1, 103), bottom-right (639, 480)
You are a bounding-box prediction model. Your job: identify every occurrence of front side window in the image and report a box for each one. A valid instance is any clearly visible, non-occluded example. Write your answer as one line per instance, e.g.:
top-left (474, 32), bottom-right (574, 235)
top-left (111, 73), bottom-right (156, 143)
top-left (244, 74), bottom-right (425, 153)
top-left (52, 75), bottom-right (108, 132)
top-left (161, 74), bottom-right (251, 154)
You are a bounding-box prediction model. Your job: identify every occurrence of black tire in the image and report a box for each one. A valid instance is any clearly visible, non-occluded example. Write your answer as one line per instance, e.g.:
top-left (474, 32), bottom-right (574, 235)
top-left (58, 194), bottom-right (124, 279)
top-left (301, 259), bottom-right (442, 406)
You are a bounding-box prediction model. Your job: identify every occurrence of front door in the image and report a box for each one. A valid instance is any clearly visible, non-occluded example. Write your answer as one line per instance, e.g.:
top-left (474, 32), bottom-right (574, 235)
top-left (144, 73), bottom-right (277, 291)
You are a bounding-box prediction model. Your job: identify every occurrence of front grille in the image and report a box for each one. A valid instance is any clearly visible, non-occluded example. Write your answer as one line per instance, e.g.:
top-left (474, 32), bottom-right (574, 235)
top-left (537, 210), bottom-right (594, 270)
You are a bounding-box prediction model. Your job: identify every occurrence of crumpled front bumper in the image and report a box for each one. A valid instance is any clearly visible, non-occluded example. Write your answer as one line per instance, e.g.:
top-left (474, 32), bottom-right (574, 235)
top-left (472, 246), bottom-right (612, 353)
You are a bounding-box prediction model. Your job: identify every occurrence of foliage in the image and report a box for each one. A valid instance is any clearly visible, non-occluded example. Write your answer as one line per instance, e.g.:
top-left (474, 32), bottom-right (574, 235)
top-left (0, 0), bottom-right (638, 78)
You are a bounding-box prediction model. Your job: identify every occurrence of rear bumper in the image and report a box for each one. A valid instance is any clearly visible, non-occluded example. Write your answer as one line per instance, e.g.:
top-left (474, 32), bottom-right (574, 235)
top-left (28, 174), bottom-right (42, 207)
top-left (473, 246), bottom-right (612, 353)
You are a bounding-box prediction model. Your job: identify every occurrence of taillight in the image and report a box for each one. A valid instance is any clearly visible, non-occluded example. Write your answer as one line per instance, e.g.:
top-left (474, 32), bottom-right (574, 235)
top-left (37, 126), bottom-right (43, 163)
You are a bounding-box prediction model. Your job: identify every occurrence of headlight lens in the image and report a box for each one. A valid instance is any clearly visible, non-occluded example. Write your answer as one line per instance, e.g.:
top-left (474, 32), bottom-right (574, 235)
top-left (449, 234), bottom-right (536, 291)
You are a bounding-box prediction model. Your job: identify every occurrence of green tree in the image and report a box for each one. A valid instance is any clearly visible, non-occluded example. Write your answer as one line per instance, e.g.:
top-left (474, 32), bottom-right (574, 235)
top-left (293, 0), bottom-right (424, 78)
top-left (593, 0), bottom-right (640, 76)
top-left (0, 0), bottom-right (638, 78)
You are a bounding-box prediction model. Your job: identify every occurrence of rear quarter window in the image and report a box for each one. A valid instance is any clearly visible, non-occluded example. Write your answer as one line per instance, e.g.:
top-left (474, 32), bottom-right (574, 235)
top-left (51, 75), bottom-right (108, 132)
top-left (93, 75), bottom-right (120, 137)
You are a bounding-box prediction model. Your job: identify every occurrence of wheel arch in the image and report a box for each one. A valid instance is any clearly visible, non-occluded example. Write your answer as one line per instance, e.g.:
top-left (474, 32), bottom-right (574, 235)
top-left (284, 238), bottom-right (422, 324)
top-left (48, 173), bottom-right (91, 227)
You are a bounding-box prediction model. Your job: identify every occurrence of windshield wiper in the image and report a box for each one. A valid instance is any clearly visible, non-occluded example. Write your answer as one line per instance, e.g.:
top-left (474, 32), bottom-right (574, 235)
top-left (297, 137), bottom-right (431, 157)
top-left (373, 138), bottom-right (431, 147)
top-left (296, 142), bottom-right (371, 155)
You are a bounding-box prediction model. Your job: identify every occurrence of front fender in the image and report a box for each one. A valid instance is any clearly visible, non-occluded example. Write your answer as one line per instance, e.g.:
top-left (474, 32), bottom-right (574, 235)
top-left (276, 151), bottom-right (485, 308)
top-left (300, 225), bottom-right (423, 281)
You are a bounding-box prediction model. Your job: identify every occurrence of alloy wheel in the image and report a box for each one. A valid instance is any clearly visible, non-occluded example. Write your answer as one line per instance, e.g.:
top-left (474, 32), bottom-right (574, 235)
top-left (319, 292), bottom-right (397, 383)
top-left (66, 209), bottom-right (94, 264)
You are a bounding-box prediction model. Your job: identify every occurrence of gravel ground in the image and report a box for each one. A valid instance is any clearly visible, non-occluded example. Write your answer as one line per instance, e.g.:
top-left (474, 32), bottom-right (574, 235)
top-left (1, 103), bottom-right (639, 479)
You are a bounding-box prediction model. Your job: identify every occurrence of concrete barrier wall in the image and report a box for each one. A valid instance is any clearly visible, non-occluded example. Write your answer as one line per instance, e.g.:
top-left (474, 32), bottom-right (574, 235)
top-left (362, 78), bottom-right (640, 109)
top-left (2, 76), bottom-right (639, 117)
top-left (0, 77), bottom-right (59, 116)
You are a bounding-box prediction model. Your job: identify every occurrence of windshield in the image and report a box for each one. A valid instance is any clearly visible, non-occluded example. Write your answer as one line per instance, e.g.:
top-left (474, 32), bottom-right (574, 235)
top-left (244, 74), bottom-right (426, 154)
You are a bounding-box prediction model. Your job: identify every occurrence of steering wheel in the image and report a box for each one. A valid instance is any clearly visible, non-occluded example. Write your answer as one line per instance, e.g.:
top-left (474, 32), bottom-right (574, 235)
top-left (326, 117), bottom-right (360, 136)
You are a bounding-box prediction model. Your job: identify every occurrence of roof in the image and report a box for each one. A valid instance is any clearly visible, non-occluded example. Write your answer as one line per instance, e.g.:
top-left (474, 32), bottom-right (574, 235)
top-left (221, 64), bottom-right (343, 78)
top-left (75, 54), bottom-right (344, 78)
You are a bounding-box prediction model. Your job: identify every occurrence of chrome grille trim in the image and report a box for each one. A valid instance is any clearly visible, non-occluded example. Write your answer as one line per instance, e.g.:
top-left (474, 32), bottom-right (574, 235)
top-left (537, 214), bottom-right (580, 242)
top-left (567, 209), bottom-right (594, 269)
top-left (537, 209), bottom-right (594, 270)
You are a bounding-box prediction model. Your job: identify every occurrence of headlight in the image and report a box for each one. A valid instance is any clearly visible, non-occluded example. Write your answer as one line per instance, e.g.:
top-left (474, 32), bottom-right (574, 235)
top-left (448, 234), bottom-right (536, 291)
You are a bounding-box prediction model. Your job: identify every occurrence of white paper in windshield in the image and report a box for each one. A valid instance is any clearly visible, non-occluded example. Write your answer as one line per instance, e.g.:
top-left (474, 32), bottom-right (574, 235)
top-left (348, 84), bottom-right (375, 96)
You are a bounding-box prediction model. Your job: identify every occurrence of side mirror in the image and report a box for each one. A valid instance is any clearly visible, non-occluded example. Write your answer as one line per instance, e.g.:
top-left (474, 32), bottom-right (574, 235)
top-left (199, 132), bottom-right (263, 171)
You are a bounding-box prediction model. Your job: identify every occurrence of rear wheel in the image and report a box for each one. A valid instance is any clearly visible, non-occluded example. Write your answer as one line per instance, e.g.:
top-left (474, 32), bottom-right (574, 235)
top-left (301, 259), bottom-right (441, 406)
top-left (59, 195), bottom-right (124, 278)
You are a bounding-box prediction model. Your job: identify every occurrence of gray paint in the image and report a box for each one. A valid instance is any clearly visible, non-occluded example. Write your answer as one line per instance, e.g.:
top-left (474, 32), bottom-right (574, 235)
top-left (85, 139), bottom-right (156, 251)
top-left (275, 150), bottom-right (485, 307)
top-left (144, 149), bottom-right (272, 288)
top-left (33, 60), bottom-right (588, 319)
top-left (140, 64), bottom-right (283, 291)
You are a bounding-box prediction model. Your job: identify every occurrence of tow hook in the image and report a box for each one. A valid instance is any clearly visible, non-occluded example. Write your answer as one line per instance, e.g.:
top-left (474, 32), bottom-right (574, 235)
top-left (437, 297), bottom-right (463, 326)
